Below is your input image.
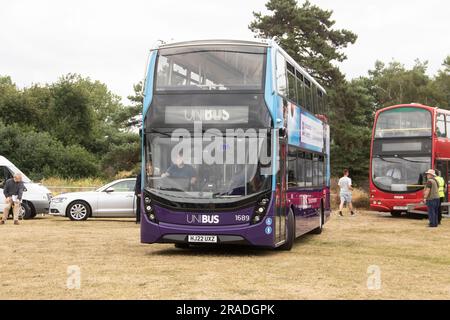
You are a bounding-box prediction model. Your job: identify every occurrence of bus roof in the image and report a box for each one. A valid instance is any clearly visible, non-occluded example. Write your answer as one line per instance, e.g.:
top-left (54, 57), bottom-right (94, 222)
top-left (375, 103), bottom-right (441, 116)
top-left (156, 39), bottom-right (270, 50)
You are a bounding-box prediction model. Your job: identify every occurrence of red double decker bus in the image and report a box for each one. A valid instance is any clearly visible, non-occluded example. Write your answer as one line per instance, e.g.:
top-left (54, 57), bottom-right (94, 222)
top-left (370, 103), bottom-right (450, 216)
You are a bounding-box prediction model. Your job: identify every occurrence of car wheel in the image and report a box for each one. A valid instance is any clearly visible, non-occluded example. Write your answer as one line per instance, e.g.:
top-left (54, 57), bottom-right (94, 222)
top-left (67, 201), bottom-right (90, 221)
top-left (278, 208), bottom-right (295, 251)
top-left (11, 202), bottom-right (32, 220)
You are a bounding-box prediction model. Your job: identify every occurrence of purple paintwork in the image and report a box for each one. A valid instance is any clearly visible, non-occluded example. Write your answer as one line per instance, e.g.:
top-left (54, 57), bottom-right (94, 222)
top-left (140, 187), bottom-right (330, 247)
top-left (141, 200), bottom-right (276, 247)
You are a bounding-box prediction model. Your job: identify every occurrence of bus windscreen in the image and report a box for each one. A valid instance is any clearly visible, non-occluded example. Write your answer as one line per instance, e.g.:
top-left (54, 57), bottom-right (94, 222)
top-left (374, 107), bottom-right (432, 138)
top-left (155, 45), bottom-right (265, 91)
top-left (145, 133), bottom-right (272, 202)
top-left (371, 156), bottom-right (430, 192)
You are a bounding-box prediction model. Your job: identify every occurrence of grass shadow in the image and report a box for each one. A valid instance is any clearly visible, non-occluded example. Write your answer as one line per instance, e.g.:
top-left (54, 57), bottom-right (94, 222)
top-left (35, 216), bottom-right (137, 224)
top-left (150, 233), bottom-right (317, 257)
top-left (374, 212), bottom-right (427, 220)
top-left (152, 244), bottom-right (278, 257)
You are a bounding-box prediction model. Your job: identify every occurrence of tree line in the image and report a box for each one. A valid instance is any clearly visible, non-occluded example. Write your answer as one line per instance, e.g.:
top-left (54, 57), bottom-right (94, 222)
top-left (0, 0), bottom-right (449, 183)
top-left (0, 74), bottom-right (142, 180)
top-left (251, 0), bottom-right (450, 183)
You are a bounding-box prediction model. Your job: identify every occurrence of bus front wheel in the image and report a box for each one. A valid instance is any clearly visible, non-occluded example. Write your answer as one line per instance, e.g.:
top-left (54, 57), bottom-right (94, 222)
top-left (174, 243), bottom-right (190, 249)
top-left (390, 211), bottom-right (402, 217)
top-left (278, 209), bottom-right (295, 251)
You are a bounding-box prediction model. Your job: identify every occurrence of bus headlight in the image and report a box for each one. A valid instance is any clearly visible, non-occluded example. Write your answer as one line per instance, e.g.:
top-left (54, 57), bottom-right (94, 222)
top-left (143, 193), bottom-right (156, 222)
top-left (252, 193), bottom-right (271, 224)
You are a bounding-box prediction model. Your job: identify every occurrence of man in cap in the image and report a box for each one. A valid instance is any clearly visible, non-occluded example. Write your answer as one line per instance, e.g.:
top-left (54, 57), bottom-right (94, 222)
top-left (423, 169), bottom-right (440, 228)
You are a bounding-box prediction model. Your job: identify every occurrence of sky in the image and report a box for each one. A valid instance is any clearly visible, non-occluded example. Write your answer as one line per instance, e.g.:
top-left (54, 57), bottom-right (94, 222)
top-left (1, 0), bottom-right (449, 103)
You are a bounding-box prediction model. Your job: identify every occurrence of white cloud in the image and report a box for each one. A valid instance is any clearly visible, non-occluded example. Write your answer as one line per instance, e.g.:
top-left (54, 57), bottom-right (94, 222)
top-left (0, 0), bottom-right (449, 102)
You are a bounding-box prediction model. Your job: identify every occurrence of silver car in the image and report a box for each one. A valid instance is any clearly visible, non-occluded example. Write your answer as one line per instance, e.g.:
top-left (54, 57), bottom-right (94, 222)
top-left (49, 178), bottom-right (137, 221)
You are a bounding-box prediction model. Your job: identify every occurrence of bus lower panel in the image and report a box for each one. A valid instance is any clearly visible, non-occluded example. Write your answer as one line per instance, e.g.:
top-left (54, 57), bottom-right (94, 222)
top-left (141, 216), bottom-right (277, 248)
top-left (161, 234), bottom-right (250, 245)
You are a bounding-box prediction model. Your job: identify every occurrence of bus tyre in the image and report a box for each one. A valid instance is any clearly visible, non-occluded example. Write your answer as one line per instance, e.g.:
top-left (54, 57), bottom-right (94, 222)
top-left (175, 243), bottom-right (190, 249)
top-left (279, 209), bottom-right (295, 251)
top-left (390, 211), bottom-right (402, 217)
top-left (67, 201), bottom-right (90, 221)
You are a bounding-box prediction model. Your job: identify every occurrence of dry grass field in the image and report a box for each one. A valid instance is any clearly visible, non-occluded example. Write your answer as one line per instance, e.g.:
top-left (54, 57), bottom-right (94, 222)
top-left (1, 210), bottom-right (450, 300)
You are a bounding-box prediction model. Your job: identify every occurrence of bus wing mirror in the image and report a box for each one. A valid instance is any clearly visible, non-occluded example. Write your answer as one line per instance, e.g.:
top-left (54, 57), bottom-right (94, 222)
top-left (139, 128), bottom-right (143, 138)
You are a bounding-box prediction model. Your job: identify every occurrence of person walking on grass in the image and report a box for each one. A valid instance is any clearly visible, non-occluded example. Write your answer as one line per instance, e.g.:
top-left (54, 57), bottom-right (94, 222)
top-left (1, 173), bottom-right (25, 225)
top-left (435, 169), bottom-right (446, 225)
top-left (423, 169), bottom-right (440, 228)
top-left (338, 169), bottom-right (355, 217)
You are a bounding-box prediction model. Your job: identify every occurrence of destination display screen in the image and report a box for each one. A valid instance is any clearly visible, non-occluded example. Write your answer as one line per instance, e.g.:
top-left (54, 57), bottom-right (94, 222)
top-left (165, 106), bottom-right (249, 124)
top-left (381, 142), bottom-right (422, 152)
top-left (373, 138), bottom-right (432, 155)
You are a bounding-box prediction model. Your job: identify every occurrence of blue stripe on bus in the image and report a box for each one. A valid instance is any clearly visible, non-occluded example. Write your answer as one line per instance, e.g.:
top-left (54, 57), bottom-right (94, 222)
top-left (264, 47), bottom-right (278, 191)
top-left (141, 50), bottom-right (158, 191)
top-left (143, 50), bottom-right (158, 117)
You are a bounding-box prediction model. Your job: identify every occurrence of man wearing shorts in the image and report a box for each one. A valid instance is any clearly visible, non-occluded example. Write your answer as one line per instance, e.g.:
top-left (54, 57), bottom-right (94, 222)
top-left (338, 169), bottom-right (355, 216)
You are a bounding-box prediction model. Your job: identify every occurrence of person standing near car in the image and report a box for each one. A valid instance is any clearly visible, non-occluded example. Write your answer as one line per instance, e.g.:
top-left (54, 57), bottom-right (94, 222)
top-left (134, 171), bottom-right (142, 224)
top-left (1, 173), bottom-right (25, 225)
top-left (434, 169), bottom-right (446, 225)
top-left (423, 169), bottom-right (440, 228)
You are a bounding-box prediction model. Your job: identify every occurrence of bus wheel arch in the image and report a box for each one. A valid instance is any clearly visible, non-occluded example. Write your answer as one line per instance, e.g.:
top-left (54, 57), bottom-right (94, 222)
top-left (278, 208), bottom-right (295, 251)
top-left (311, 202), bottom-right (324, 235)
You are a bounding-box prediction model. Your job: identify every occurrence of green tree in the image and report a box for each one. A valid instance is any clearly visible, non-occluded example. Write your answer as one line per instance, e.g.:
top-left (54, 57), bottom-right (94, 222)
top-left (0, 121), bottom-right (99, 179)
top-left (365, 60), bottom-right (435, 109)
top-left (48, 74), bottom-right (96, 147)
top-left (113, 81), bottom-right (144, 129)
top-left (328, 81), bottom-right (375, 181)
top-left (429, 56), bottom-right (450, 109)
top-left (249, 0), bottom-right (357, 86)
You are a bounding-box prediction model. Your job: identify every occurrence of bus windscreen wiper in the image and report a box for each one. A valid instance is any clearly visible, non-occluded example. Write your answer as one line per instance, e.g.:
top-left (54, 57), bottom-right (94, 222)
top-left (194, 84), bottom-right (228, 90)
top-left (158, 187), bottom-right (186, 192)
top-left (396, 156), bottom-right (429, 163)
top-left (147, 129), bottom-right (172, 137)
top-left (376, 156), bottom-right (399, 164)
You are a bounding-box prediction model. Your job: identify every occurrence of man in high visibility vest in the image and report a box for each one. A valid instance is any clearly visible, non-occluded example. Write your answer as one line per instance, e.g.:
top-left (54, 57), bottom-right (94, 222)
top-left (435, 169), bottom-right (446, 225)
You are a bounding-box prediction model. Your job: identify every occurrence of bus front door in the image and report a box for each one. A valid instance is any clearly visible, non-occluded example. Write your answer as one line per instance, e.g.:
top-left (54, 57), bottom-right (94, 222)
top-left (275, 140), bottom-right (287, 244)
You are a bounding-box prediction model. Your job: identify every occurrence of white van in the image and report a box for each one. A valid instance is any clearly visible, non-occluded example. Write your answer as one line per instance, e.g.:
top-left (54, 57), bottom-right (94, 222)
top-left (0, 156), bottom-right (52, 219)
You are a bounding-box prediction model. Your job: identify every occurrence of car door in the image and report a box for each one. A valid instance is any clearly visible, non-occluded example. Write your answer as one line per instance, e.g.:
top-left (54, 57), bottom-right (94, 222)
top-left (96, 180), bottom-right (136, 217)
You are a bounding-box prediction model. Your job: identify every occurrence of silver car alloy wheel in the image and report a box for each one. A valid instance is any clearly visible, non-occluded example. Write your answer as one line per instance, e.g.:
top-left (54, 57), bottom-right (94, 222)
top-left (18, 205), bottom-right (25, 220)
top-left (70, 203), bottom-right (87, 220)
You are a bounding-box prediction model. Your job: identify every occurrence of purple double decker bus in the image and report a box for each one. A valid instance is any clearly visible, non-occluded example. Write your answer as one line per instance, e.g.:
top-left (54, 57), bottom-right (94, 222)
top-left (140, 39), bottom-right (331, 250)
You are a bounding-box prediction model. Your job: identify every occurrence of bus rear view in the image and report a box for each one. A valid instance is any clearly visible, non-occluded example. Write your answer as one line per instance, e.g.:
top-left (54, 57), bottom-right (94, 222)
top-left (140, 40), bottom-right (330, 250)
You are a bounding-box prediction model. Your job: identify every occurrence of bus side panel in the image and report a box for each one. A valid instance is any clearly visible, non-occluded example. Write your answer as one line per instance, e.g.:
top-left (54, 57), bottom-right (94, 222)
top-left (287, 189), bottom-right (322, 237)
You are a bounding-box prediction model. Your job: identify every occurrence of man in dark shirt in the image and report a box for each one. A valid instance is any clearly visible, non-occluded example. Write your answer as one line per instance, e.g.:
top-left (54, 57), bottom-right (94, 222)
top-left (1, 173), bottom-right (25, 225)
top-left (423, 169), bottom-right (440, 228)
top-left (134, 171), bottom-right (142, 224)
top-left (162, 151), bottom-right (197, 186)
